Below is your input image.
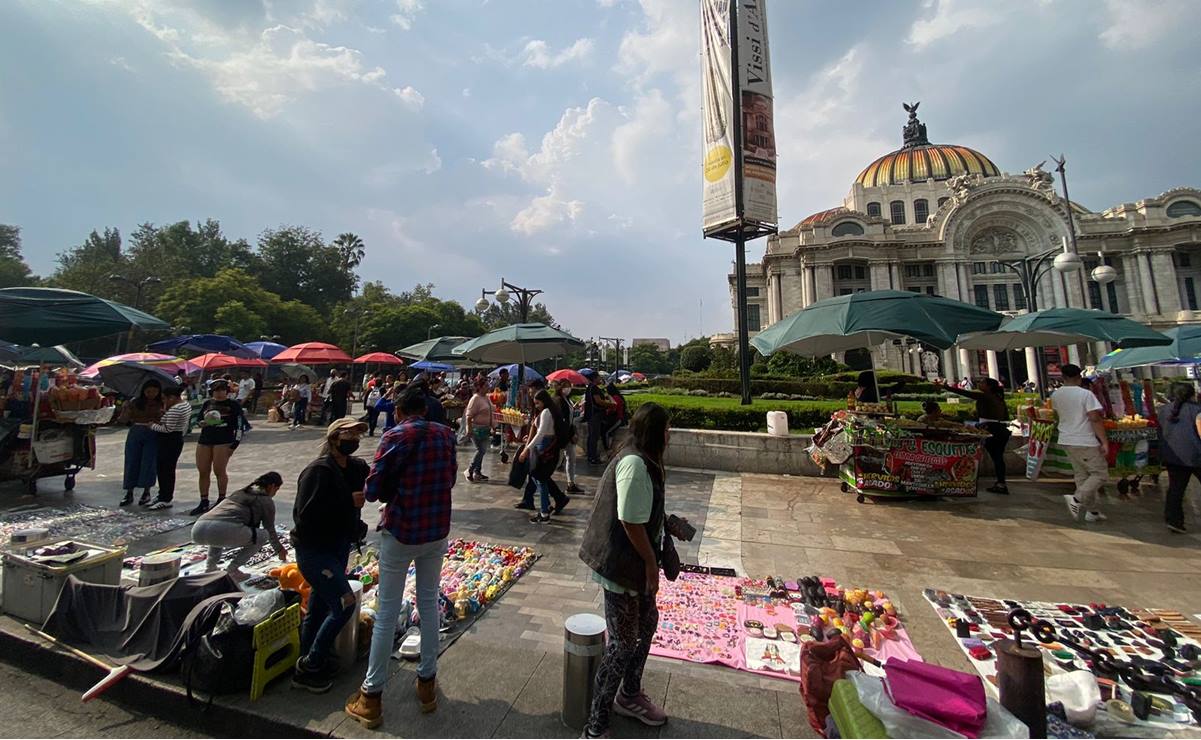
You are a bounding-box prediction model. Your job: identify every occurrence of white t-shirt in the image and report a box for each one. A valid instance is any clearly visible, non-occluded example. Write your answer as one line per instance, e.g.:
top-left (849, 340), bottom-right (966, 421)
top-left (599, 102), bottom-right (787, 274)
top-left (1052, 385), bottom-right (1103, 447)
top-left (237, 378), bottom-right (255, 401)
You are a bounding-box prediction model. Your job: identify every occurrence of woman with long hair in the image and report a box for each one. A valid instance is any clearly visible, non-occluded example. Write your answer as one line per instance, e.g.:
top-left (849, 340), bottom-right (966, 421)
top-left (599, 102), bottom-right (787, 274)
top-left (118, 379), bottom-right (164, 507)
top-left (189, 379), bottom-right (246, 516)
top-left (1156, 382), bottom-right (1201, 533)
top-left (940, 376), bottom-right (1011, 494)
top-left (191, 471), bottom-right (288, 580)
top-left (519, 389), bottom-right (570, 523)
top-left (578, 403), bottom-right (671, 736)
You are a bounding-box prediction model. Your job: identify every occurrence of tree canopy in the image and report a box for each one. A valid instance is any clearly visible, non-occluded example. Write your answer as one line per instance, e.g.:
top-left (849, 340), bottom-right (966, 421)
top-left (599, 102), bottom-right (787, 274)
top-left (0, 224), bottom-right (34, 288)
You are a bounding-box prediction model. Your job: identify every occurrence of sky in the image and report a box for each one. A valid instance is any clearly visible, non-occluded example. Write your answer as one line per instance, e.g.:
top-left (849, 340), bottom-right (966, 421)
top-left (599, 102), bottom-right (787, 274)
top-left (3, 0), bottom-right (1200, 344)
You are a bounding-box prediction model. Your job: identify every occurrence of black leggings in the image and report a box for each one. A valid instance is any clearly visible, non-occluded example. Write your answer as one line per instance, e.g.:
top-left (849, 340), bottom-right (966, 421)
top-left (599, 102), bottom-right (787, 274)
top-left (1165, 465), bottom-right (1200, 529)
top-left (586, 589), bottom-right (659, 735)
top-left (983, 422), bottom-right (1012, 484)
top-left (156, 432), bottom-right (184, 501)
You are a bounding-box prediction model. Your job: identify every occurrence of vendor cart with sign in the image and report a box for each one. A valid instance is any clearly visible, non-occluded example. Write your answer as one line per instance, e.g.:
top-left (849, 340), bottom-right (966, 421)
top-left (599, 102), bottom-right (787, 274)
top-left (1, 380), bottom-right (114, 496)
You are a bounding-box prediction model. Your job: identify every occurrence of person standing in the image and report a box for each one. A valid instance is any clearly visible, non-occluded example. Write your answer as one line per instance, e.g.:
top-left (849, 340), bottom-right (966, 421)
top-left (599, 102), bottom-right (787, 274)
top-left (554, 379), bottom-right (584, 493)
top-left (345, 390), bottom-right (457, 726)
top-left (1156, 382), bottom-right (1201, 534)
top-left (191, 472), bottom-right (288, 580)
top-left (291, 375), bottom-right (312, 429)
top-left (583, 370), bottom-right (613, 465)
top-left (319, 369), bottom-right (338, 425)
top-left (237, 373), bottom-right (255, 409)
top-left (578, 403), bottom-right (672, 737)
top-left (250, 372), bottom-right (264, 414)
top-left (329, 371), bottom-right (352, 422)
top-left (291, 419), bottom-right (370, 693)
top-left (189, 380), bottom-right (246, 516)
top-left (146, 386), bottom-right (191, 510)
top-left (117, 380), bottom-right (164, 507)
top-left (521, 390), bottom-right (570, 523)
top-left (464, 379), bottom-right (495, 482)
top-left (364, 382), bottom-right (383, 437)
top-left (939, 377), bottom-right (1012, 494)
top-left (1051, 364), bottom-right (1109, 523)
top-left (410, 375), bottom-right (448, 427)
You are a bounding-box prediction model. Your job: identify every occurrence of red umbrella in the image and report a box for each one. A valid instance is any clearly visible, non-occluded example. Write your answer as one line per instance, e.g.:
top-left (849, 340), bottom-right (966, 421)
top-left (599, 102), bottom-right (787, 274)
top-left (547, 369), bottom-right (588, 386)
top-left (271, 342), bottom-right (353, 364)
top-left (631, 372), bottom-right (646, 380)
top-left (191, 353), bottom-right (269, 371)
top-left (353, 352), bottom-right (405, 365)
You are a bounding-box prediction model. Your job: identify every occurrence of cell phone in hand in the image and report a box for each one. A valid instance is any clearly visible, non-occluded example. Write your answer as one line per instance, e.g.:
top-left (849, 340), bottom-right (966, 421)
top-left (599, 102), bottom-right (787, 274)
top-left (666, 514), bottom-right (696, 542)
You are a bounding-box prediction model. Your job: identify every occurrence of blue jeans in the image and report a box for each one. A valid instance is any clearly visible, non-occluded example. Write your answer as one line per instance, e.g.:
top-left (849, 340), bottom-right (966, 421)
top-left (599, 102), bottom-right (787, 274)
top-left (295, 541), bottom-right (353, 672)
top-left (470, 429), bottom-right (489, 474)
top-left (123, 425), bottom-right (158, 491)
top-left (363, 534), bottom-right (446, 690)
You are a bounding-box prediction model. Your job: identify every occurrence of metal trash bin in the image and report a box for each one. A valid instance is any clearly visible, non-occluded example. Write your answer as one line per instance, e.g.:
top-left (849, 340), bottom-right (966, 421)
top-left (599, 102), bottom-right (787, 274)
top-left (562, 613), bottom-right (607, 730)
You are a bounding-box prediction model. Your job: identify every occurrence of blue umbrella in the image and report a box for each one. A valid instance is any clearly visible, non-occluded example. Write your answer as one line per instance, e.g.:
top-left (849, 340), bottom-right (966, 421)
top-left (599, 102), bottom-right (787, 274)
top-left (149, 333), bottom-right (257, 359)
top-left (488, 364), bottom-right (543, 382)
top-left (411, 360), bottom-right (456, 372)
top-left (245, 341), bottom-right (289, 360)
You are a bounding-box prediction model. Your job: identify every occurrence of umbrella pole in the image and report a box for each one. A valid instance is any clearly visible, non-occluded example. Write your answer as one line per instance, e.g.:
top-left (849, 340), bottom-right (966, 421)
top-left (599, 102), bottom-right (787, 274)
top-left (871, 351), bottom-right (881, 403)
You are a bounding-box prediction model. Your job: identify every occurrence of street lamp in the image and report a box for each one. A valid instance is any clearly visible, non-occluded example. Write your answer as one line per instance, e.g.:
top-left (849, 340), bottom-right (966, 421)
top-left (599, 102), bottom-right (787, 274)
top-left (476, 278), bottom-right (545, 394)
top-left (427, 324), bottom-right (443, 340)
top-left (109, 274), bottom-right (161, 353)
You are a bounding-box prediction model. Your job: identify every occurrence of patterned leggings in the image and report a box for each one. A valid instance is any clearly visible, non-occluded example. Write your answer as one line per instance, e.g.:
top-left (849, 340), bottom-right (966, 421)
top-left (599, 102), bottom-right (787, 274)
top-left (586, 589), bottom-right (659, 735)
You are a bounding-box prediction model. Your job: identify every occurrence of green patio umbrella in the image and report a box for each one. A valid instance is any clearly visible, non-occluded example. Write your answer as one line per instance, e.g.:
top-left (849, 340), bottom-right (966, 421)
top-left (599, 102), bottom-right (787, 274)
top-left (452, 324), bottom-right (585, 364)
top-left (1096, 326), bottom-right (1201, 371)
top-left (956, 307), bottom-right (1171, 352)
top-left (0, 287), bottom-right (170, 345)
top-left (15, 344), bottom-right (85, 368)
top-left (395, 336), bottom-right (472, 363)
top-left (751, 290), bottom-right (1004, 357)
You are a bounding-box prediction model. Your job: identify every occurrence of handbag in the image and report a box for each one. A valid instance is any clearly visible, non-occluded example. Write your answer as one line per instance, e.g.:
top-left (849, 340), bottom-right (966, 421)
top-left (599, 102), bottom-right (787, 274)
top-left (507, 455), bottom-right (529, 489)
top-left (181, 602), bottom-right (255, 705)
top-left (660, 535), bottom-right (680, 582)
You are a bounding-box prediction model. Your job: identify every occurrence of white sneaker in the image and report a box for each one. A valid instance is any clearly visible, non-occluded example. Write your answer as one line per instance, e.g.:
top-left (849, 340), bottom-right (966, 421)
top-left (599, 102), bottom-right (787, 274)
top-left (1064, 495), bottom-right (1081, 521)
top-left (146, 500), bottom-right (173, 510)
top-left (1085, 511), bottom-right (1107, 523)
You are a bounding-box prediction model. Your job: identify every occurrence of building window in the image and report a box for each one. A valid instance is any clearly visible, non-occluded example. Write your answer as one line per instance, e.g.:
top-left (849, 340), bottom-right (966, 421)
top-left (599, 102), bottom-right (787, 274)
top-left (1178, 253), bottom-right (1193, 268)
top-left (747, 303), bottom-right (761, 332)
top-left (938, 197), bottom-right (949, 208)
top-left (923, 263), bottom-right (935, 277)
top-left (838, 288), bottom-right (853, 296)
top-left (925, 286), bottom-right (936, 296)
top-left (889, 201), bottom-right (906, 225)
top-left (1167, 200), bottom-right (1201, 218)
top-left (1186, 278), bottom-right (1198, 311)
top-left (904, 265), bottom-right (921, 278)
top-left (993, 284), bottom-right (1010, 311)
top-left (1013, 284), bottom-right (1027, 310)
top-left (745, 287), bottom-right (760, 297)
top-left (831, 221), bottom-right (865, 237)
top-left (990, 262), bottom-right (1006, 274)
top-left (836, 265), bottom-right (853, 280)
top-left (972, 262), bottom-right (987, 275)
top-left (973, 285), bottom-right (989, 309)
top-left (913, 199), bottom-right (929, 224)
top-left (866, 202), bottom-right (881, 218)
top-left (854, 265), bottom-right (867, 280)
top-left (1087, 281), bottom-right (1103, 311)
top-left (1105, 282), bottom-right (1120, 314)
top-left (909, 287), bottom-right (921, 293)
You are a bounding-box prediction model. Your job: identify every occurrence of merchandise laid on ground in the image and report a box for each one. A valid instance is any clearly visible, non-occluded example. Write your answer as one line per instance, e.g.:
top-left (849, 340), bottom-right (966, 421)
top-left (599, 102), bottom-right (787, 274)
top-left (650, 570), bottom-right (920, 682)
top-left (1, 504), bottom-right (191, 551)
top-left (925, 589), bottom-right (1201, 733)
top-left (120, 526), bottom-right (292, 583)
top-left (810, 409), bottom-right (988, 503)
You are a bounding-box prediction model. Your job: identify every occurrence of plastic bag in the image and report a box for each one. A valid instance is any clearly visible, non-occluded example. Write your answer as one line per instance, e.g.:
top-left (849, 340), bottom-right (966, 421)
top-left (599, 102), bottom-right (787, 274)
top-left (1046, 671), bottom-right (1100, 727)
top-left (848, 671), bottom-right (1029, 739)
top-left (232, 588), bottom-right (287, 626)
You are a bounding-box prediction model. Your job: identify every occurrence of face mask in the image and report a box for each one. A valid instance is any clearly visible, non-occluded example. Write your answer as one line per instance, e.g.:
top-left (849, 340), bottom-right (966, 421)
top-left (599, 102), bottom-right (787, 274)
top-left (337, 439), bottom-right (360, 456)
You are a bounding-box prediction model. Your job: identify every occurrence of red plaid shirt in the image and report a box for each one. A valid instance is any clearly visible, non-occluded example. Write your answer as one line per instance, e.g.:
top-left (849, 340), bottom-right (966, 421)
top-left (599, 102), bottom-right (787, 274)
top-left (365, 417), bottom-right (457, 544)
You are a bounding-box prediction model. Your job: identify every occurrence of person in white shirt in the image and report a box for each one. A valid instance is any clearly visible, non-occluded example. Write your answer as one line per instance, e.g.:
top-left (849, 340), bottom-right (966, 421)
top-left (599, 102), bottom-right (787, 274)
top-left (145, 386), bottom-right (192, 509)
top-left (236, 374), bottom-right (255, 406)
top-left (1051, 364), bottom-right (1109, 523)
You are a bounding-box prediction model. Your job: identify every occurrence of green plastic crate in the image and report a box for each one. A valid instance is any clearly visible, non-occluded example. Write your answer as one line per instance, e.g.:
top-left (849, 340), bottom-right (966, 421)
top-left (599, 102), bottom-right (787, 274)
top-left (829, 679), bottom-right (890, 739)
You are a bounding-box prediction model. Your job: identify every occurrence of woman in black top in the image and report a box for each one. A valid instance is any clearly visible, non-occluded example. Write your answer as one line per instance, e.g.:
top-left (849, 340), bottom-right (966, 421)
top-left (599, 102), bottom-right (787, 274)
top-left (940, 377), bottom-right (1011, 494)
top-left (189, 379), bottom-right (246, 516)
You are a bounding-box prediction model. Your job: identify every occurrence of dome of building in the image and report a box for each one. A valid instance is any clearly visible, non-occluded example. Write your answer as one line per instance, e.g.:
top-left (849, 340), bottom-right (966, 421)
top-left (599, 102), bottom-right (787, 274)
top-left (800, 207), bottom-right (850, 226)
top-left (855, 103), bottom-right (1000, 188)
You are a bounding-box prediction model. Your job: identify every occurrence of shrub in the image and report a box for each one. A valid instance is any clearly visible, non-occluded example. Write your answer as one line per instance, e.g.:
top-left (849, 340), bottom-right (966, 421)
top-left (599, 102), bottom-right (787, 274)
top-left (687, 388), bottom-right (710, 396)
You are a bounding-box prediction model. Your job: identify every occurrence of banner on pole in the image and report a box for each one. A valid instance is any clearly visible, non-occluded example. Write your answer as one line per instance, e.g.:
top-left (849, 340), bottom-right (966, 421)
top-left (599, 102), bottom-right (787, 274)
top-left (701, 0), bottom-right (777, 237)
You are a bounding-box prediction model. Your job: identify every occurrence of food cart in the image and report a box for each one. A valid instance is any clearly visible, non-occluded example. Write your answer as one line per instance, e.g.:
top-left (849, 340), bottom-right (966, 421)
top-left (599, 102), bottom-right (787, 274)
top-left (491, 399), bottom-right (529, 464)
top-left (1024, 407), bottom-right (1160, 492)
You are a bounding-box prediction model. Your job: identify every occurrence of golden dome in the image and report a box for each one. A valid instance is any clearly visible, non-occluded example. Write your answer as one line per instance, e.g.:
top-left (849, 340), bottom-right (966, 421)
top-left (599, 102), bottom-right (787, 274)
top-left (856, 103), bottom-right (1000, 187)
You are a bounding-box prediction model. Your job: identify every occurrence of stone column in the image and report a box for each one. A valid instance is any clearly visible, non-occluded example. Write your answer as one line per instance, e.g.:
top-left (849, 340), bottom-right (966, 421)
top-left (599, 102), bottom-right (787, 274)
top-left (937, 263), bottom-right (959, 300)
top-left (958, 348), bottom-right (973, 380)
top-left (1121, 254), bottom-right (1146, 316)
top-left (870, 263), bottom-right (890, 291)
top-left (986, 350), bottom-right (1000, 382)
top-left (889, 264), bottom-right (902, 291)
top-left (1025, 347), bottom-right (1039, 387)
top-left (1151, 252), bottom-right (1183, 315)
top-left (957, 264), bottom-right (972, 304)
top-left (1138, 253), bottom-right (1159, 314)
top-left (815, 265), bottom-right (834, 301)
top-left (941, 349), bottom-right (957, 381)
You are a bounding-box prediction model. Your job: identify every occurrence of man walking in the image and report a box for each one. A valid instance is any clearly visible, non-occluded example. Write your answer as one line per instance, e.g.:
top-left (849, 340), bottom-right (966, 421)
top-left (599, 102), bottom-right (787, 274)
top-left (1051, 364), bottom-right (1109, 523)
top-left (236, 373), bottom-right (255, 410)
top-left (345, 390), bottom-right (457, 728)
top-left (328, 371), bottom-right (352, 422)
top-left (582, 370), bottom-right (613, 465)
top-left (319, 369), bottom-right (338, 425)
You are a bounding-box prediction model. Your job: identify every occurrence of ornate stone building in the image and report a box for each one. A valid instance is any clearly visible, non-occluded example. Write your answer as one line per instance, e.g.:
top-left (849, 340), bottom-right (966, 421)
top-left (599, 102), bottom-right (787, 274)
top-left (722, 104), bottom-right (1201, 384)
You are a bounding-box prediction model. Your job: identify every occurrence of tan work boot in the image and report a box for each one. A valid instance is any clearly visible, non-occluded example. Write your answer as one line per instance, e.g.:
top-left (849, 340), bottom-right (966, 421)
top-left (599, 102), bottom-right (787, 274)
top-left (416, 675), bottom-right (437, 713)
top-left (345, 689), bottom-right (383, 729)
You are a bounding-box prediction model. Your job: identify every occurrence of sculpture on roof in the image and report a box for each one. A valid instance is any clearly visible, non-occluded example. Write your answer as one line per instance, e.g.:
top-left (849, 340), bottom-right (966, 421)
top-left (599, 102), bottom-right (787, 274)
top-left (901, 102), bottom-right (929, 148)
top-left (1024, 161), bottom-right (1054, 193)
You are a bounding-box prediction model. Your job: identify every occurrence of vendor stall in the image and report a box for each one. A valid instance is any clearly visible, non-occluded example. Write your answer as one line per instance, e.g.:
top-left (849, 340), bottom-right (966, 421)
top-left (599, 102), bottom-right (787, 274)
top-left (1024, 409), bottom-right (1160, 491)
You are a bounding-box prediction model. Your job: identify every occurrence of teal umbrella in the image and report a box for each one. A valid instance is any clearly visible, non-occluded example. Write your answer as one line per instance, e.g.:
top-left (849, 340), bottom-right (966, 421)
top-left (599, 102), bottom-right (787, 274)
top-left (751, 290), bottom-right (1003, 357)
top-left (0, 287), bottom-right (170, 345)
top-left (956, 307), bottom-right (1170, 352)
top-left (1097, 326), bottom-right (1201, 371)
top-left (452, 324), bottom-right (585, 364)
top-left (395, 336), bottom-right (472, 363)
top-left (15, 344), bottom-right (85, 368)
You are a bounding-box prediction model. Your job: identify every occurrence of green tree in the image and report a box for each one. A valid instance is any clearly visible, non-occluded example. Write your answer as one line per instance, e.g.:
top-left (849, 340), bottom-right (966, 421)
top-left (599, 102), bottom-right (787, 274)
top-left (0, 224), bottom-right (35, 287)
top-left (257, 225), bottom-right (357, 313)
top-left (709, 346), bottom-right (737, 375)
top-left (766, 352), bottom-right (842, 377)
top-left (126, 220), bottom-right (256, 284)
top-left (214, 300), bottom-right (267, 339)
top-left (628, 343), bottom-right (672, 374)
top-left (155, 268), bottom-right (326, 345)
top-left (332, 233), bottom-right (366, 272)
top-left (680, 345), bottom-right (713, 372)
top-left (330, 282), bottom-right (484, 352)
top-left (50, 227), bottom-right (126, 298)
top-left (477, 299), bottom-right (558, 330)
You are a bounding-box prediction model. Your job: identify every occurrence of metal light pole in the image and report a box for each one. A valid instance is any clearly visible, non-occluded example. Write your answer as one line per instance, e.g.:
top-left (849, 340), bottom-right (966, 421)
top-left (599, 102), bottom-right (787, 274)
top-left (476, 278), bottom-right (545, 395)
top-left (109, 274), bottom-right (161, 354)
top-left (342, 310), bottom-right (368, 387)
top-left (427, 323), bottom-right (443, 340)
top-left (599, 337), bottom-right (622, 375)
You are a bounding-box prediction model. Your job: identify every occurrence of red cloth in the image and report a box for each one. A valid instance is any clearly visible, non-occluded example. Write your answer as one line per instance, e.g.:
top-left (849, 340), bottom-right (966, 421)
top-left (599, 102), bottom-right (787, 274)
top-left (799, 638), bottom-right (861, 736)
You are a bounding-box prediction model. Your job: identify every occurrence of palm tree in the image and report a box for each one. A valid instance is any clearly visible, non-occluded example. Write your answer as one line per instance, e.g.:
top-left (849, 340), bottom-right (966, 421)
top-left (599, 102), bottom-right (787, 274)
top-left (332, 233), bottom-right (365, 272)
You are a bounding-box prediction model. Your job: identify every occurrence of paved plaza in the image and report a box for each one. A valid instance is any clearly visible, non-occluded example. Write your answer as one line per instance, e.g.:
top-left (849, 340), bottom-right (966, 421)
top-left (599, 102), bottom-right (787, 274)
top-left (2, 421), bottom-right (1201, 737)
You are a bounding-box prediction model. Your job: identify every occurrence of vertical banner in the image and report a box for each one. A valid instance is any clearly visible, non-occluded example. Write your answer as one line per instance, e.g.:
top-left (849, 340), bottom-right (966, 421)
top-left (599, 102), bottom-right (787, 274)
top-left (700, 0), bottom-right (736, 233)
top-left (737, 0), bottom-right (777, 226)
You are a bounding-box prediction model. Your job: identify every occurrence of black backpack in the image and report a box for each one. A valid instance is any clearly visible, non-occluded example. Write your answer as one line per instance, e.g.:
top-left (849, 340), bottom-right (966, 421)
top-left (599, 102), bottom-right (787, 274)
top-left (180, 596), bottom-right (256, 705)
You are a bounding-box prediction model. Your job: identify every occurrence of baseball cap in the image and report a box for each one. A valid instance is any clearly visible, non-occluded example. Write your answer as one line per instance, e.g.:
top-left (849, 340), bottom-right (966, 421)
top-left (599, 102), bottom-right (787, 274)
top-left (325, 417), bottom-right (368, 438)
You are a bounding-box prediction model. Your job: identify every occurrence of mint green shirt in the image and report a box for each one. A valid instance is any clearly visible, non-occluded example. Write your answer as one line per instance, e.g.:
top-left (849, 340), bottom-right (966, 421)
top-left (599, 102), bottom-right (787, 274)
top-left (592, 455), bottom-right (662, 595)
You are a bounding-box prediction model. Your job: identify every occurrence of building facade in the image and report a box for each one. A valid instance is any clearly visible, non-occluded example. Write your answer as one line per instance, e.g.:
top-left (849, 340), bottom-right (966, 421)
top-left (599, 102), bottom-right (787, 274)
top-left (722, 104), bottom-right (1201, 384)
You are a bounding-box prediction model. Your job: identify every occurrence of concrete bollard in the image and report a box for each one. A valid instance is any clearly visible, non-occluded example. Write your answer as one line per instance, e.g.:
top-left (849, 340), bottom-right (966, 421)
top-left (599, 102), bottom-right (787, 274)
top-left (562, 613), bottom-right (607, 731)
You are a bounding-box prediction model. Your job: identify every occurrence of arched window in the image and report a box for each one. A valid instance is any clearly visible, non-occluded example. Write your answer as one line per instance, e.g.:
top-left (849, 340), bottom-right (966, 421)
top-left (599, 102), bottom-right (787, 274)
top-left (1167, 200), bottom-right (1201, 218)
top-left (866, 202), bottom-right (881, 218)
top-left (831, 221), bottom-right (865, 237)
top-left (889, 200), bottom-right (906, 225)
top-left (913, 199), bottom-right (929, 224)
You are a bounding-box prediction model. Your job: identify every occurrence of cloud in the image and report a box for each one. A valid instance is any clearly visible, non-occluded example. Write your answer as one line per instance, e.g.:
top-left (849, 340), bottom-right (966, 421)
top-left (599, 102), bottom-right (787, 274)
top-left (390, 0), bottom-right (424, 30)
top-left (1098, 0), bottom-right (1196, 49)
top-left (521, 38), bottom-right (595, 69)
top-left (394, 85), bottom-right (424, 109)
top-left (109, 55), bottom-right (135, 72)
top-left (423, 148), bottom-right (442, 174)
top-left (614, 0), bottom-right (697, 89)
top-left (511, 185), bottom-right (584, 235)
top-left (907, 0), bottom-right (1000, 49)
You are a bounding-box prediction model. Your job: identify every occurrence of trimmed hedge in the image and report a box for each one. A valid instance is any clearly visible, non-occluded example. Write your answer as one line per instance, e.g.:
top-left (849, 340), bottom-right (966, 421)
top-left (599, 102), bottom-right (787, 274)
top-left (651, 370), bottom-right (939, 399)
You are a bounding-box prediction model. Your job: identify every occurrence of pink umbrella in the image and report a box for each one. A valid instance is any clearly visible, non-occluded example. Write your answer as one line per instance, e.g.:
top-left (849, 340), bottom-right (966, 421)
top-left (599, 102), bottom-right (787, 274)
top-left (271, 342), bottom-right (353, 364)
top-left (191, 353), bottom-right (270, 371)
top-left (547, 369), bottom-right (588, 386)
top-left (81, 352), bottom-right (200, 379)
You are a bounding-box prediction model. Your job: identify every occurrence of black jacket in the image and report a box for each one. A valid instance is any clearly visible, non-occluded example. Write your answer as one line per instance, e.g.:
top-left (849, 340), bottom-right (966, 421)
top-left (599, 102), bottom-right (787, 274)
top-left (291, 454), bottom-right (369, 549)
top-left (578, 450), bottom-right (664, 593)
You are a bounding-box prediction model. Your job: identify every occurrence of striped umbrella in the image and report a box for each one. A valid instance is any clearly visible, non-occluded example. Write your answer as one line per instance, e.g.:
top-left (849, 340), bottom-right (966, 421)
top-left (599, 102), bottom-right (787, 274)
top-left (81, 352), bottom-right (200, 379)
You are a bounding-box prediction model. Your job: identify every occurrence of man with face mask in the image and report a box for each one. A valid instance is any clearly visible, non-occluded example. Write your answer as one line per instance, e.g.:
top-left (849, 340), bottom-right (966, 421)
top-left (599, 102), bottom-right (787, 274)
top-left (346, 388), bottom-right (458, 727)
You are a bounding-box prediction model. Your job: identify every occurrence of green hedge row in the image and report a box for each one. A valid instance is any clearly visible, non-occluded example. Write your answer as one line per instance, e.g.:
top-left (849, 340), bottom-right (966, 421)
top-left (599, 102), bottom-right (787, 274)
top-left (651, 372), bottom-right (939, 398)
top-left (625, 396), bottom-right (976, 433)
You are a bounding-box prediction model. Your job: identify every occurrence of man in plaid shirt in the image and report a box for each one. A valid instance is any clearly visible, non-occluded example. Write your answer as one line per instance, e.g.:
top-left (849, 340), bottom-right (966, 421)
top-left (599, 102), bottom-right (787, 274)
top-left (348, 390), bottom-right (457, 727)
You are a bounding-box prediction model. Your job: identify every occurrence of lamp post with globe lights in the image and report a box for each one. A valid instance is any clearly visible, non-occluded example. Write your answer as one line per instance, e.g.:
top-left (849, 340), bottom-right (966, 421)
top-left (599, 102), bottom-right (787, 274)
top-left (475, 278), bottom-right (544, 392)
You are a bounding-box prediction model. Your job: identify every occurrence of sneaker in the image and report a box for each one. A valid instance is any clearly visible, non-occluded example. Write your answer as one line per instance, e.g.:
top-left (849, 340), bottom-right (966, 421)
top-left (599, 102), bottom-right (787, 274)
top-left (986, 484), bottom-right (1009, 494)
top-left (475, 473), bottom-right (489, 481)
top-left (613, 690), bottom-right (668, 727)
top-left (119, 491), bottom-right (134, 507)
top-left (291, 660), bottom-right (333, 694)
top-left (188, 500), bottom-right (210, 516)
top-left (464, 470), bottom-right (476, 483)
top-left (514, 502), bottom-right (536, 511)
top-left (581, 729), bottom-right (611, 739)
top-left (1085, 511), bottom-right (1107, 523)
top-left (146, 499), bottom-right (173, 510)
top-left (1168, 523), bottom-right (1188, 534)
top-left (567, 483), bottom-right (583, 494)
top-left (1064, 496), bottom-right (1081, 521)
top-left (529, 513), bottom-right (550, 524)
top-left (138, 491), bottom-right (152, 506)
top-left (415, 676), bottom-right (437, 714)
top-left (345, 689), bottom-right (383, 729)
